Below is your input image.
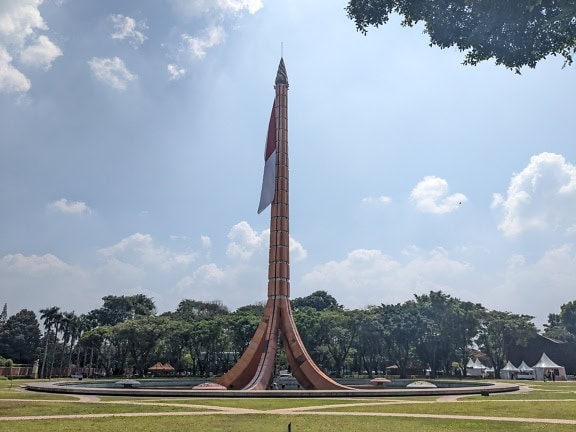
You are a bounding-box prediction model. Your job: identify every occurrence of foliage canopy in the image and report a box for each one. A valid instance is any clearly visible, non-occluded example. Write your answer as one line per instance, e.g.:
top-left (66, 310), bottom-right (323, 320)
top-left (346, 0), bottom-right (576, 72)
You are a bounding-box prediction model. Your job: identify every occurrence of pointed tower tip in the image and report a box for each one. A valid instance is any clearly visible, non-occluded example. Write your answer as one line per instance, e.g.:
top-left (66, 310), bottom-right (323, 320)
top-left (275, 57), bottom-right (288, 86)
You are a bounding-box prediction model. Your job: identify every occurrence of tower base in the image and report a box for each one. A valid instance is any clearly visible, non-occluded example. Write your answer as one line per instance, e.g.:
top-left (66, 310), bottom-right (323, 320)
top-left (216, 296), bottom-right (351, 390)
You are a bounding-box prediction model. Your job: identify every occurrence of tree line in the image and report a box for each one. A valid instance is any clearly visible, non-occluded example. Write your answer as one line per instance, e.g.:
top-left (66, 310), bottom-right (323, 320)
top-left (1, 292), bottom-right (576, 379)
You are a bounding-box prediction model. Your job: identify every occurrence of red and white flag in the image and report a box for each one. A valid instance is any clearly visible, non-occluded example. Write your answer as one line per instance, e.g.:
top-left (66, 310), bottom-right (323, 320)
top-left (258, 101), bottom-right (277, 214)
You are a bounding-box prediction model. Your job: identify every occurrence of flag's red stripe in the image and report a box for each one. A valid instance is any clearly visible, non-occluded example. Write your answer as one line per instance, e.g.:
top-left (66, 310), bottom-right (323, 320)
top-left (264, 102), bottom-right (276, 160)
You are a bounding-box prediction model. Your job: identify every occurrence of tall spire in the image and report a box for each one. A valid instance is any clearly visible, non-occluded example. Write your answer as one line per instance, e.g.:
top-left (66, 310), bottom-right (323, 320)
top-left (215, 59), bottom-right (350, 392)
top-left (275, 58), bottom-right (288, 86)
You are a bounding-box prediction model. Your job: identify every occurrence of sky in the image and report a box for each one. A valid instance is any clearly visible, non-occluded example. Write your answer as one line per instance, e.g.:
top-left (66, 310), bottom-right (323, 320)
top-left (1, 0), bottom-right (575, 329)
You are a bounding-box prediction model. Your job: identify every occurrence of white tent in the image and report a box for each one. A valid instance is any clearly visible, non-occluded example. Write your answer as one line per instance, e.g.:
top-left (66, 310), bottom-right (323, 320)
top-left (532, 352), bottom-right (567, 381)
top-left (517, 361), bottom-right (535, 380)
top-left (500, 361), bottom-right (519, 380)
top-left (466, 358), bottom-right (486, 377)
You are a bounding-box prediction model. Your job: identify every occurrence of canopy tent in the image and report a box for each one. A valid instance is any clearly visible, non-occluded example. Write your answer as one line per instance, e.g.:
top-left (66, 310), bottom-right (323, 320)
top-left (517, 361), bottom-right (535, 380)
top-left (148, 362), bottom-right (165, 373)
top-left (500, 361), bottom-right (519, 379)
top-left (466, 358), bottom-right (487, 377)
top-left (532, 352), bottom-right (567, 381)
top-left (148, 362), bottom-right (175, 375)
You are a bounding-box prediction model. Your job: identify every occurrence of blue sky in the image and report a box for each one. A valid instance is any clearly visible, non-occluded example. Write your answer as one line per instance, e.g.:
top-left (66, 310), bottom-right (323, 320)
top-left (1, 0), bottom-right (575, 328)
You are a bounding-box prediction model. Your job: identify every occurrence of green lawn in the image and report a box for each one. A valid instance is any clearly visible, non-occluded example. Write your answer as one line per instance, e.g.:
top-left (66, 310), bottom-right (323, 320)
top-left (2, 415), bottom-right (576, 432)
top-left (0, 400), bottom-right (206, 417)
top-left (322, 400), bottom-right (576, 420)
top-left (0, 380), bottom-right (76, 401)
top-left (2, 379), bottom-right (576, 432)
top-left (120, 397), bottom-right (364, 410)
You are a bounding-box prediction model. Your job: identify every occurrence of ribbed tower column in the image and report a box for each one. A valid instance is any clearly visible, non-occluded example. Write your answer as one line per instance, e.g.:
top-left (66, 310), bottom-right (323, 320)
top-left (216, 59), bottom-right (351, 391)
top-left (269, 62), bottom-right (289, 300)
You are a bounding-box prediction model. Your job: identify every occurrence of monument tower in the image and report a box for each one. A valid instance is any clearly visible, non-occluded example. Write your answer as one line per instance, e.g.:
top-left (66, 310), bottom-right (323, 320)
top-left (216, 59), bottom-right (350, 391)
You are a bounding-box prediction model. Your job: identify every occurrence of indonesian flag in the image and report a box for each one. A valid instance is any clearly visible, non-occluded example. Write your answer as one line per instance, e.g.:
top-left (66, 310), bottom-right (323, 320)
top-left (257, 101), bottom-right (277, 214)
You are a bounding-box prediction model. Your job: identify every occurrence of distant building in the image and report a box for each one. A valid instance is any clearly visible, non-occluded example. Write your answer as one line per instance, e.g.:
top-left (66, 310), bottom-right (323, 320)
top-left (507, 335), bottom-right (575, 375)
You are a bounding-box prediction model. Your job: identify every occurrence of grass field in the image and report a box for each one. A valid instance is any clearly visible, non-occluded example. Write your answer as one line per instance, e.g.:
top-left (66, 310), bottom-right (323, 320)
top-left (1, 379), bottom-right (576, 432)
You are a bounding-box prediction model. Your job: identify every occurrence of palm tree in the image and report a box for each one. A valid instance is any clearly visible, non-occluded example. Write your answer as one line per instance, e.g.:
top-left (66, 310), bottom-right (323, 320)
top-left (48, 309), bottom-right (64, 378)
top-left (75, 313), bottom-right (95, 373)
top-left (66, 313), bottom-right (82, 374)
top-left (58, 311), bottom-right (76, 375)
top-left (39, 306), bottom-right (60, 379)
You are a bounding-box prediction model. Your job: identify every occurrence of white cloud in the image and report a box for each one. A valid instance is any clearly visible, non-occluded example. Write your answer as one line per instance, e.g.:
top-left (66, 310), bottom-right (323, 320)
top-left (200, 235), bottom-right (212, 249)
top-left (0, 0), bottom-right (61, 93)
top-left (217, 0), bottom-right (264, 14)
top-left (167, 63), bottom-right (186, 80)
top-left (175, 260), bottom-right (261, 309)
top-left (0, 0), bottom-right (46, 46)
top-left (19, 34), bottom-right (62, 69)
top-left (0, 253), bottom-right (95, 314)
top-left (166, 0), bottom-right (264, 67)
top-left (487, 244), bottom-right (576, 325)
top-left (171, 221), bottom-right (307, 308)
top-left (182, 26), bottom-right (226, 60)
top-left (225, 221), bottom-right (306, 262)
top-left (189, 263), bottom-right (226, 286)
top-left (110, 14), bottom-right (146, 47)
top-left (490, 193), bottom-right (504, 209)
top-left (226, 221), bottom-right (265, 261)
top-left (300, 247), bottom-right (471, 309)
top-left (99, 233), bottom-right (195, 271)
top-left (88, 57), bottom-right (137, 90)
top-left (1, 253), bottom-right (71, 273)
top-left (401, 246), bottom-right (471, 279)
top-left (493, 152), bottom-right (576, 237)
top-left (48, 198), bottom-right (91, 215)
top-left (289, 236), bottom-right (307, 262)
top-left (0, 46), bottom-right (30, 93)
top-left (410, 176), bottom-right (467, 214)
top-left (169, 0), bottom-right (264, 17)
top-left (362, 195), bottom-right (391, 205)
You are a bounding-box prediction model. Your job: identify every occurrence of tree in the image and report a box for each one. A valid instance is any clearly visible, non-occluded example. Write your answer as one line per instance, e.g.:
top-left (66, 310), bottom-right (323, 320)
top-left (72, 314), bottom-right (92, 372)
top-left (451, 300), bottom-right (484, 376)
top-left (57, 311), bottom-right (76, 374)
top-left (47, 309), bottom-right (64, 377)
top-left (39, 306), bottom-right (60, 378)
top-left (292, 290), bottom-right (341, 312)
top-left (543, 300), bottom-right (576, 342)
top-left (186, 318), bottom-right (228, 376)
top-left (112, 316), bottom-right (166, 376)
top-left (559, 300), bottom-right (576, 335)
top-left (321, 310), bottom-right (359, 376)
top-left (80, 326), bottom-right (111, 376)
top-left (172, 299), bottom-right (229, 321)
top-left (412, 292), bottom-right (484, 377)
top-left (225, 311), bottom-right (260, 359)
top-left (0, 309), bottom-right (41, 364)
top-left (293, 307), bottom-right (331, 368)
top-left (346, 0), bottom-right (576, 72)
top-left (353, 308), bottom-right (386, 377)
top-left (477, 310), bottom-right (537, 377)
top-left (159, 319), bottom-right (194, 371)
top-left (378, 302), bottom-right (423, 378)
top-left (0, 303), bottom-right (7, 329)
top-left (234, 302), bottom-right (265, 316)
top-left (413, 291), bottom-right (462, 377)
top-left (94, 294), bottom-right (156, 326)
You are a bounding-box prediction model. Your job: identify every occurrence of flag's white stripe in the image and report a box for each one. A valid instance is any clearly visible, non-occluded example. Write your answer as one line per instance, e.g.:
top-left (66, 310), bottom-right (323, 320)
top-left (258, 150), bottom-right (277, 214)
